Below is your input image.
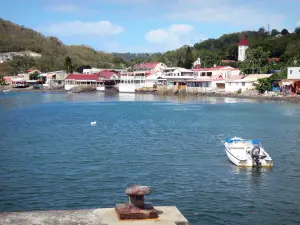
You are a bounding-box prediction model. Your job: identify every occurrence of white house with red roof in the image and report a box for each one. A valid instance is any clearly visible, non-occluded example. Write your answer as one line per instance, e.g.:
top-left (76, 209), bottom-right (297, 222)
top-left (133, 62), bottom-right (167, 72)
top-left (64, 74), bottom-right (104, 91)
top-left (192, 66), bottom-right (240, 79)
top-left (119, 62), bottom-right (167, 92)
top-left (186, 66), bottom-right (241, 93)
top-left (95, 70), bottom-right (120, 80)
top-left (238, 37), bottom-right (249, 61)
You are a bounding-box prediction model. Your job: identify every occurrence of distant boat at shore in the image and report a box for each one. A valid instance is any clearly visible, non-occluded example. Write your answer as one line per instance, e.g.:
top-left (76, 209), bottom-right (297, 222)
top-left (2, 90), bottom-right (10, 94)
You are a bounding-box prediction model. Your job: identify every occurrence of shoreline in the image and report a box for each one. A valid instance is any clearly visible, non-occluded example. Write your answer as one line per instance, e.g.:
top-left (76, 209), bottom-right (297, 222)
top-left (2, 86), bottom-right (300, 103)
top-left (143, 90), bottom-right (300, 103)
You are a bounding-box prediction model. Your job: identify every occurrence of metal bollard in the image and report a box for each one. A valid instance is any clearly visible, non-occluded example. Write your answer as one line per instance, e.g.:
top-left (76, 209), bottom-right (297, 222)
top-left (115, 184), bottom-right (158, 220)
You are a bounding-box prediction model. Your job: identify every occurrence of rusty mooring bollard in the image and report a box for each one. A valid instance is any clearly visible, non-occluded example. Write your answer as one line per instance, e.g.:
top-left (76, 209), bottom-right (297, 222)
top-left (126, 184), bottom-right (151, 208)
top-left (115, 184), bottom-right (158, 220)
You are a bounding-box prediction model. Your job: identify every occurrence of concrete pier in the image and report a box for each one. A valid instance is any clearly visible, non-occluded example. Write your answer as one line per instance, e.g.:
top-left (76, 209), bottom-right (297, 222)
top-left (0, 206), bottom-right (188, 225)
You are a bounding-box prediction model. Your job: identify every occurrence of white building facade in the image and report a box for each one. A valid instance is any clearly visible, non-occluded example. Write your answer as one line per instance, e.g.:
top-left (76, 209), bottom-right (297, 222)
top-left (119, 62), bottom-right (167, 93)
top-left (186, 66), bottom-right (241, 93)
top-left (238, 37), bottom-right (249, 62)
top-left (83, 68), bottom-right (103, 74)
top-left (287, 67), bottom-right (300, 79)
top-left (225, 74), bottom-right (271, 93)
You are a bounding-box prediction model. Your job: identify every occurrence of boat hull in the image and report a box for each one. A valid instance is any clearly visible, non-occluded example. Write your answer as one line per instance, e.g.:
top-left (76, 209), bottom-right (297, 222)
top-left (225, 147), bottom-right (273, 168)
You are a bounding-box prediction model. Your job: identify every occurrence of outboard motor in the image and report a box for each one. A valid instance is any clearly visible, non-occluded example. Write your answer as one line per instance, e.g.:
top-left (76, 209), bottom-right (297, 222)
top-left (251, 144), bottom-right (262, 168)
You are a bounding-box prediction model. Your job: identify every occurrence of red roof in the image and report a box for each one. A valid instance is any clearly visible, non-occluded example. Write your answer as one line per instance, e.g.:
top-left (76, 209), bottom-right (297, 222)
top-left (134, 62), bottom-right (160, 69)
top-left (267, 58), bottom-right (280, 62)
top-left (95, 70), bottom-right (120, 79)
top-left (191, 66), bottom-right (238, 71)
top-left (4, 77), bottom-right (12, 83)
top-left (65, 74), bottom-right (101, 81)
top-left (238, 37), bottom-right (249, 46)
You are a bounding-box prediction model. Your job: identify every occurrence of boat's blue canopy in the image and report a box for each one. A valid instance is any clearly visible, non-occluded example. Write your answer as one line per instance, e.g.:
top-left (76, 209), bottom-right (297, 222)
top-left (225, 139), bottom-right (260, 144)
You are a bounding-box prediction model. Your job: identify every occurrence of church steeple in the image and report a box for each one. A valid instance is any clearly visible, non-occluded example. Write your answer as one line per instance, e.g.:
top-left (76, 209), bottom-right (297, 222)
top-left (238, 37), bottom-right (249, 61)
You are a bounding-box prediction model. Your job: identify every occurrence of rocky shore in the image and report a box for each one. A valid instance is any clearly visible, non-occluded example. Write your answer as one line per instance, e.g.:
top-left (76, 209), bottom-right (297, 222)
top-left (137, 88), bottom-right (300, 103)
top-left (188, 92), bottom-right (300, 103)
top-left (0, 86), bottom-right (96, 93)
top-left (0, 86), bottom-right (66, 93)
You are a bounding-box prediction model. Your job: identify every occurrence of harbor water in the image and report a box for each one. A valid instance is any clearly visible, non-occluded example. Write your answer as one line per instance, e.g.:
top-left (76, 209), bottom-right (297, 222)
top-left (0, 92), bottom-right (300, 225)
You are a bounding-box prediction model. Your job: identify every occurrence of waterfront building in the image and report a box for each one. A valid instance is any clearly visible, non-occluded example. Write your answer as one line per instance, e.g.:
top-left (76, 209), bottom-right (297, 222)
top-left (186, 66), bottom-right (241, 93)
top-left (64, 74), bottom-right (104, 90)
top-left (39, 70), bottom-right (68, 89)
top-left (4, 73), bottom-right (43, 89)
top-left (119, 62), bottom-right (167, 93)
top-left (225, 74), bottom-right (271, 93)
top-left (94, 70), bottom-right (121, 91)
top-left (162, 67), bottom-right (195, 92)
top-left (278, 67), bottom-right (300, 94)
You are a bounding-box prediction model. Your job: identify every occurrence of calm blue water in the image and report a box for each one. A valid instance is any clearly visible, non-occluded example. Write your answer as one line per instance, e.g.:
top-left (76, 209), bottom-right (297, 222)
top-left (1, 92), bottom-right (300, 225)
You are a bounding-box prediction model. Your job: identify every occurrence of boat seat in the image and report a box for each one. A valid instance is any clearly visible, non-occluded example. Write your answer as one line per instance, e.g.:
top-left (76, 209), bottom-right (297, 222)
top-left (227, 143), bottom-right (245, 148)
top-left (229, 147), bottom-right (245, 149)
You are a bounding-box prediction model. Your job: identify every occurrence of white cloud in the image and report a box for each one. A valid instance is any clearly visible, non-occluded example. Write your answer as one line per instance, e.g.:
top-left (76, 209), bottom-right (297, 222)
top-left (145, 24), bottom-right (199, 51)
top-left (166, 0), bottom-right (284, 28)
top-left (41, 21), bottom-right (124, 36)
top-left (297, 20), bottom-right (300, 26)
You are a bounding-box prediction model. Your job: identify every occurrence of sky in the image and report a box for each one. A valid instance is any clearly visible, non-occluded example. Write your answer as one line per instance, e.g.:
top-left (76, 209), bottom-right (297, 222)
top-left (1, 0), bottom-right (300, 53)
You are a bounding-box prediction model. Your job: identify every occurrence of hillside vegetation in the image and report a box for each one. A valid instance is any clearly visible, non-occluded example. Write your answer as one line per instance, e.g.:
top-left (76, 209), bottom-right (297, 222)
top-left (0, 18), bottom-right (126, 74)
top-left (130, 27), bottom-right (300, 76)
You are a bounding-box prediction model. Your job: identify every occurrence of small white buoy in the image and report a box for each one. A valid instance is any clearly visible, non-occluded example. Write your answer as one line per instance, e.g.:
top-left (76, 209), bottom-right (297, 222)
top-left (91, 121), bottom-right (96, 126)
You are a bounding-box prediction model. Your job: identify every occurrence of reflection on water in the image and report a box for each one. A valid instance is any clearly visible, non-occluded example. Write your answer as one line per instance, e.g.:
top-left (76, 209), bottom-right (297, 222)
top-left (0, 92), bottom-right (262, 109)
top-left (231, 165), bottom-right (273, 189)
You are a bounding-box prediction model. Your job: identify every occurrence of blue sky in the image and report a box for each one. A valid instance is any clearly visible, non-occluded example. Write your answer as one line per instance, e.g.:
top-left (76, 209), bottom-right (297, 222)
top-left (1, 0), bottom-right (299, 53)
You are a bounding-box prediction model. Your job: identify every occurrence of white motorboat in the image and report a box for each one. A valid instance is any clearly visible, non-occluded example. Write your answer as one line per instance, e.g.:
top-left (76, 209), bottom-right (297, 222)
top-left (2, 90), bottom-right (10, 94)
top-left (223, 137), bottom-right (273, 168)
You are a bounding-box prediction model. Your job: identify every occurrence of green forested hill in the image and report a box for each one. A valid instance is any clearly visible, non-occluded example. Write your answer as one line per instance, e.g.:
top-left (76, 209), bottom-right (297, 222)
top-left (133, 27), bottom-right (300, 75)
top-left (0, 18), bottom-right (125, 74)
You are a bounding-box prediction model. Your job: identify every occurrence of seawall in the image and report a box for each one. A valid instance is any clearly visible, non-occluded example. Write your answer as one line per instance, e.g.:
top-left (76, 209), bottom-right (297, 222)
top-left (0, 206), bottom-right (188, 225)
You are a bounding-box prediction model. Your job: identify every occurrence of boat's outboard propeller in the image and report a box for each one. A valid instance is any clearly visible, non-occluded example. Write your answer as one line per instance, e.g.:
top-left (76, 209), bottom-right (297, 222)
top-left (251, 144), bottom-right (262, 168)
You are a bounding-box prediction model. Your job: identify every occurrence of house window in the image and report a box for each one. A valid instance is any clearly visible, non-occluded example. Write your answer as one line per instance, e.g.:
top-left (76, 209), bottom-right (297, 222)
top-left (242, 82), bottom-right (245, 86)
top-left (290, 70), bottom-right (293, 74)
top-left (201, 72), bottom-right (205, 76)
top-left (207, 72), bottom-right (212, 77)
